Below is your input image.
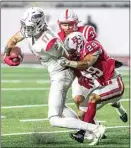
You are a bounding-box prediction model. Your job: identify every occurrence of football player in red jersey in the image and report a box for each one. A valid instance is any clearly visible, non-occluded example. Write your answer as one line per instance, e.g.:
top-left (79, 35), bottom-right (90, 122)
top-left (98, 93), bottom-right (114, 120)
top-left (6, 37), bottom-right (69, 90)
top-left (57, 9), bottom-right (127, 125)
top-left (58, 32), bottom-right (128, 143)
top-left (57, 9), bottom-right (98, 121)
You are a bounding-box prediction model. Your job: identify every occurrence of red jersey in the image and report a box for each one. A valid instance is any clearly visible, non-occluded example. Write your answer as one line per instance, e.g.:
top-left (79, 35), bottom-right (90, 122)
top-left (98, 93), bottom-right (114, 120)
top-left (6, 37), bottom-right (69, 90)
top-left (80, 40), bottom-right (116, 85)
top-left (58, 25), bottom-right (97, 42)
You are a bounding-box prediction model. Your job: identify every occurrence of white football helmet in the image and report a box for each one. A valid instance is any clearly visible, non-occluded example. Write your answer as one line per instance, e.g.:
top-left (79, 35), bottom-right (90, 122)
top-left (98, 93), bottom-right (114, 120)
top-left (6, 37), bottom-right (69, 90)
top-left (20, 7), bottom-right (47, 37)
top-left (58, 9), bottom-right (79, 32)
top-left (64, 32), bottom-right (85, 55)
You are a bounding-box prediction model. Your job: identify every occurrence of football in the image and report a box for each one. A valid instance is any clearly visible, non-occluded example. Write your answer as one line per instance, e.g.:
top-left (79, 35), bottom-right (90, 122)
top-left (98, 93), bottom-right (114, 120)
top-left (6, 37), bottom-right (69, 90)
top-left (9, 46), bottom-right (22, 62)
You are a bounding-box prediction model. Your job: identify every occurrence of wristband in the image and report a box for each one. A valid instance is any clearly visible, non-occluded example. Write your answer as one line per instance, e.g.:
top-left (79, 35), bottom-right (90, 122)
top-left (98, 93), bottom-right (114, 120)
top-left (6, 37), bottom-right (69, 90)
top-left (68, 61), bottom-right (78, 68)
top-left (4, 47), bottom-right (12, 55)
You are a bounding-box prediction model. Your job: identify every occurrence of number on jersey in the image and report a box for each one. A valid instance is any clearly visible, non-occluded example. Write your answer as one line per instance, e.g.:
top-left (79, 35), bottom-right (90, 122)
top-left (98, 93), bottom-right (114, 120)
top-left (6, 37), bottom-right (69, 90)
top-left (85, 66), bottom-right (103, 79)
top-left (85, 41), bottom-right (98, 52)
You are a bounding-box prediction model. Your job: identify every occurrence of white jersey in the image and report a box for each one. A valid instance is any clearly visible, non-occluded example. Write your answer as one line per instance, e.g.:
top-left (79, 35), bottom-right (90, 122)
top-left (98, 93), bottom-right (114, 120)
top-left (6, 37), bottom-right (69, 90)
top-left (26, 28), bottom-right (66, 74)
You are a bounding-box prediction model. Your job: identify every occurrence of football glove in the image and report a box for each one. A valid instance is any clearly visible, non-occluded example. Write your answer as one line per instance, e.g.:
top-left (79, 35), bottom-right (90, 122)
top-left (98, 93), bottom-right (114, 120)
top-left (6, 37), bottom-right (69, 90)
top-left (78, 76), bottom-right (94, 89)
top-left (4, 55), bottom-right (21, 66)
top-left (57, 57), bottom-right (70, 67)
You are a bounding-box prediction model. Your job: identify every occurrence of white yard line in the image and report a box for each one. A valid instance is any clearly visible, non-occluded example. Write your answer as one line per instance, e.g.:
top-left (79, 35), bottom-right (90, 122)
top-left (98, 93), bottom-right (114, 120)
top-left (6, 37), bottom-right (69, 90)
top-left (2, 74), bottom-right (48, 77)
top-left (1, 80), bottom-right (50, 84)
top-left (20, 118), bottom-right (106, 123)
top-left (1, 116), bottom-right (6, 119)
top-left (2, 88), bottom-right (50, 91)
top-left (1, 79), bottom-right (129, 83)
top-left (1, 85), bottom-right (130, 91)
top-left (1, 103), bottom-right (74, 109)
top-left (20, 118), bottom-right (49, 122)
top-left (1, 99), bottom-right (129, 109)
top-left (1, 125), bottom-right (130, 136)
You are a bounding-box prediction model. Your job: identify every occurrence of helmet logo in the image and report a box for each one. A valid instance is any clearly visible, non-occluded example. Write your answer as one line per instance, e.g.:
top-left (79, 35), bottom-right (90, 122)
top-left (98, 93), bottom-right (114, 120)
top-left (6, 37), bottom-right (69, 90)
top-left (31, 13), bottom-right (43, 23)
top-left (72, 35), bottom-right (83, 50)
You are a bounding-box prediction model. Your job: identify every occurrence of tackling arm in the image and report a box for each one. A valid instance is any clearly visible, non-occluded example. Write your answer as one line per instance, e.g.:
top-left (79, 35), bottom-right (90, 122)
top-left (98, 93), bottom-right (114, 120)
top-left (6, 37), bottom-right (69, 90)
top-left (58, 54), bottom-right (98, 70)
top-left (75, 54), bottom-right (98, 70)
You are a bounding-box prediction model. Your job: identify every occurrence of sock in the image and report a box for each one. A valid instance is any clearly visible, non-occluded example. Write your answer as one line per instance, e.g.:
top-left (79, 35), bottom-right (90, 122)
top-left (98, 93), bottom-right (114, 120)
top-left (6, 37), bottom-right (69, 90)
top-left (116, 104), bottom-right (126, 116)
top-left (84, 102), bottom-right (96, 123)
top-left (112, 102), bottom-right (126, 116)
top-left (78, 103), bottom-right (96, 135)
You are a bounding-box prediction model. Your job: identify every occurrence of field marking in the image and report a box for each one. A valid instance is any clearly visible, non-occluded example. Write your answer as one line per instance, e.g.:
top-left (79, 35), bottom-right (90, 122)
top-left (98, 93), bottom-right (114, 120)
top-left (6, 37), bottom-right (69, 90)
top-left (2, 88), bottom-right (50, 91)
top-left (1, 103), bottom-right (74, 109)
top-left (1, 116), bottom-right (6, 119)
top-left (1, 125), bottom-right (130, 136)
top-left (1, 79), bottom-right (129, 83)
top-left (1, 85), bottom-right (130, 91)
top-left (2, 74), bottom-right (48, 77)
top-left (20, 118), bottom-right (106, 122)
top-left (20, 118), bottom-right (49, 122)
top-left (1, 80), bottom-right (50, 84)
top-left (1, 99), bottom-right (129, 109)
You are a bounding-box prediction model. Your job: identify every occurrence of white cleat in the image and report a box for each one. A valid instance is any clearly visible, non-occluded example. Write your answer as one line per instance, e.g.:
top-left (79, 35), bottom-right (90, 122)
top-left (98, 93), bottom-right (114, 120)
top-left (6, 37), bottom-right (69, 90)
top-left (84, 132), bottom-right (94, 142)
top-left (88, 125), bottom-right (106, 146)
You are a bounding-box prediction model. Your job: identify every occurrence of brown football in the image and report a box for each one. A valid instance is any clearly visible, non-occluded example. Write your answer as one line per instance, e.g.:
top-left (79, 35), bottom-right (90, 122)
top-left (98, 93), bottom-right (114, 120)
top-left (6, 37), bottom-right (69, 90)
top-left (10, 46), bottom-right (22, 62)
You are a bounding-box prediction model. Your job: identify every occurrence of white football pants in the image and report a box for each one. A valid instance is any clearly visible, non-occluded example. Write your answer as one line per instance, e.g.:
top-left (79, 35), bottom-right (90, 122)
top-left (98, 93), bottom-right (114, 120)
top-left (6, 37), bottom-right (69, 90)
top-left (48, 68), bottom-right (99, 132)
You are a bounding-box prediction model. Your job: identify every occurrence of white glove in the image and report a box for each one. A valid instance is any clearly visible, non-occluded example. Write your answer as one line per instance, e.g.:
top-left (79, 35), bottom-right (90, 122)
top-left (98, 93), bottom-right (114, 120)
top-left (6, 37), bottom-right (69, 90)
top-left (57, 57), bottom-right (70, 67)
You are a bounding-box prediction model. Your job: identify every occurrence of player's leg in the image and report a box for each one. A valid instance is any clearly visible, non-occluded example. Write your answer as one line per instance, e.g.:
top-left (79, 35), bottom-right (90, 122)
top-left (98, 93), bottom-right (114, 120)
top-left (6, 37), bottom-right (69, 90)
top-left (48, 69), bottom-right (105, 145)
top-left (71, 78), bottom-right (106, 143)
top-left (99, 76), bottom-right (127, 122)
top-left (63, 104), bottom-right (78, 119)
top-left (71, 75), bottom-right (124, 143)
top-left (111, 100), bottom-right (128, 122)
top-left (72, 78), bottom-right (87, 110)
top-left (72, 77), bottom-right (94, 120)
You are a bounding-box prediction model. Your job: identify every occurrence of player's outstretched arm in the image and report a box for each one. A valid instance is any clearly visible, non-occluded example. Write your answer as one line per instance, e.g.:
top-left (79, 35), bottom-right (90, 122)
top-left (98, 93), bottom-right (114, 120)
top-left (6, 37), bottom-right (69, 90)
top-left (4, 31), bottom-right (25, 57)
top-left (4, 31), bottom-right (25, 66)
top-left (58, 54), bottom-right (98, 70)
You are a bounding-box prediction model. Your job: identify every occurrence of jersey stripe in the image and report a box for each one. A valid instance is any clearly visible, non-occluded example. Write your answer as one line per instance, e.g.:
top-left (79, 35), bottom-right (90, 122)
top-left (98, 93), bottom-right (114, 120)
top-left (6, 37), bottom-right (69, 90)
top-left (45, 38), bottom-right (57, 51)
top-left (100, 77), bottom-right (124, 101)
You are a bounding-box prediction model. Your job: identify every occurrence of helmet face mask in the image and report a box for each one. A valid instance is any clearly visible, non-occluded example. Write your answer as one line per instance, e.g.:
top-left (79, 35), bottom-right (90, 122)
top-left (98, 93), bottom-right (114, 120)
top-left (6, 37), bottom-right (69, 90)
top-left (20, 7), bottom-right (46, 37)
top-left (21, 21), bottom-right (37, 37)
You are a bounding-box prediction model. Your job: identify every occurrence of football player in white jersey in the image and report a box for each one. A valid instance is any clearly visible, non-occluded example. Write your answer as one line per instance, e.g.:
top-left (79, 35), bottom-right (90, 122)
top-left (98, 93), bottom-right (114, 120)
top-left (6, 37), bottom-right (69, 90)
top-left (3, 7), bottom-right (105, 145)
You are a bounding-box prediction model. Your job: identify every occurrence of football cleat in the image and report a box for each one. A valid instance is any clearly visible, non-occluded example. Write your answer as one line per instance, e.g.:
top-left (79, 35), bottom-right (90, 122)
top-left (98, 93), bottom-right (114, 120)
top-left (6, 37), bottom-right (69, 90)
top-left (69, 131), bottom-right (85, 143)
top-left (120, 113), bottom-right (128, 122)
top-left (84, 132), bottom-right (107, 141)
top-left (102, 133), bottom-right (107, 139)
top-left (88, 125), bottom-right (106, 146)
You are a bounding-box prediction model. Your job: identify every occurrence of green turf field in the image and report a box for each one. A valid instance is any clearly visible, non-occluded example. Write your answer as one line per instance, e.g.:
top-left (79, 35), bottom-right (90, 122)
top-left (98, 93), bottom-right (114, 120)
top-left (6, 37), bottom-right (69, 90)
top-left (1, 65), bottom-right (130, 148)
